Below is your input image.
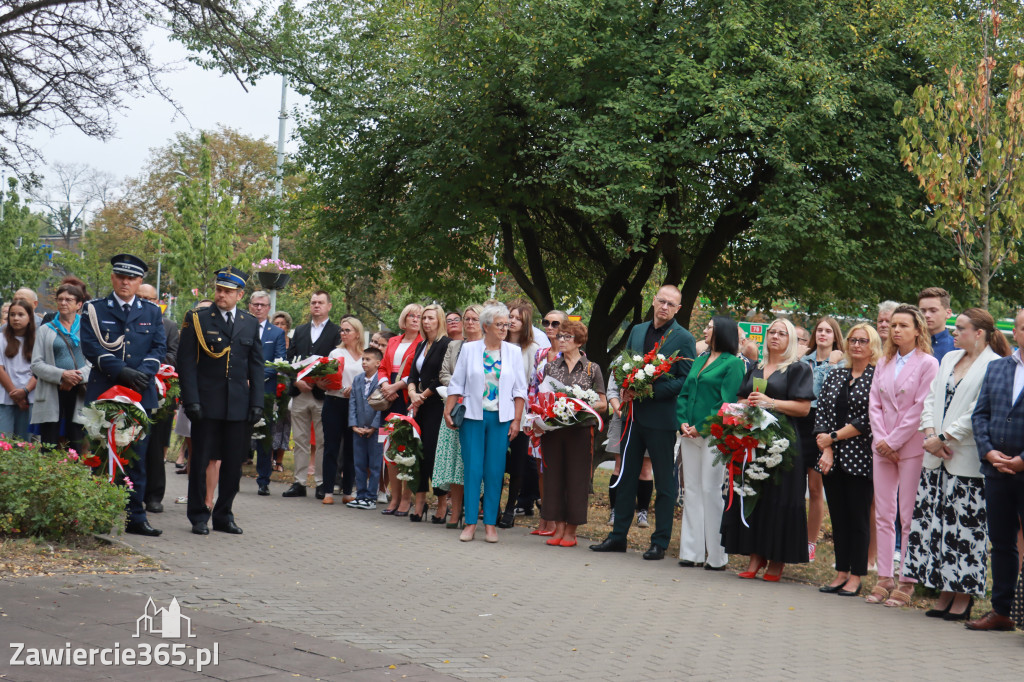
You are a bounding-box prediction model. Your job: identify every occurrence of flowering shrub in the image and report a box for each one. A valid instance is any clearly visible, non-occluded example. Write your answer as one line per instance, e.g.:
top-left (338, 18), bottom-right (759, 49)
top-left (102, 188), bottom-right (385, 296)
top-left (0, 440), bottom-right (128, 539)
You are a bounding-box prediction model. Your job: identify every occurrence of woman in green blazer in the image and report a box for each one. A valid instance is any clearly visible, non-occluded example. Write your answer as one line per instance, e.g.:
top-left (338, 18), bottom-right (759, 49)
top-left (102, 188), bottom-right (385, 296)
top-left (676, 317), bottom-right (745, 569)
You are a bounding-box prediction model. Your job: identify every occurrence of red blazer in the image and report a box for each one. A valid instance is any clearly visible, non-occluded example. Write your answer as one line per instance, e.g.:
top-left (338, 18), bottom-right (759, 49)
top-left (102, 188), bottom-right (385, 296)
top-left (378, 334), bottom-right (423, 399)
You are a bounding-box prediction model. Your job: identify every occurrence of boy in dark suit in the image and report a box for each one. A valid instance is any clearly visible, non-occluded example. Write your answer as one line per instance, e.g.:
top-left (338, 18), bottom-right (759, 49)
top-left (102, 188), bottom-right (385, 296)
top-left (347, 347), bottom-right (384, 509)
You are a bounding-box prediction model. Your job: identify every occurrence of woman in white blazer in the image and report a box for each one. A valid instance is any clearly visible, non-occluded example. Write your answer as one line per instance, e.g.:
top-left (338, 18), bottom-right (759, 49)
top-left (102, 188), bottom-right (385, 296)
top-left (444, 304), bottom-right (527, 543)
top-left (905, 308), bottom-right (1011, 621)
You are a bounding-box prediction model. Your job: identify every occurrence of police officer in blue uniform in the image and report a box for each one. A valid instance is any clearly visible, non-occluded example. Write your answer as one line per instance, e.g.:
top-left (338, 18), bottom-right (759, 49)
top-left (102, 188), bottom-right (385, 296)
top-left (81, 254), bottom-right (167, 536)
top-left (177, 267), bottom-right (264, 536)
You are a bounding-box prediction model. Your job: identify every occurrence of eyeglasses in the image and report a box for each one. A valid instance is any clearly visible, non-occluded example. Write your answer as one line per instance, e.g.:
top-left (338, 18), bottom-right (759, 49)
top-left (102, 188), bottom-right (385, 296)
top-left (463, 317), bottom-right (480, 324)
top-left (56, 297), bottom-right (79, 304)
top-left (446, 317), bottom-right (462, 324)
top-left (797, 336), bottom-right (810, 344)
top-left (250, 302), bottom-right (269, 308)
top-left (767, 330), bottom-right (789, 337)
top-left (654, 297), bottom-right (681, 309)
top-left (847, 337), bottom-right (870, 346)
top-left (406, 314), bottom-right (421, 321)
top-left (493, 322), bottom-right (510, 330)
top-left (556, 334), bottom-right (575, 341)
top-left (340, 328), bottom-right (354, 334)
top-left (542, 319), bottom-right (561, 328)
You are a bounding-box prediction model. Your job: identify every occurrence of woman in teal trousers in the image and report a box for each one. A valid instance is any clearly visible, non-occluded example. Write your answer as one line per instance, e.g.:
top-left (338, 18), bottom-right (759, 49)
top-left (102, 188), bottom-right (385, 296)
top-left (676, 316), bottom-right (745, 569)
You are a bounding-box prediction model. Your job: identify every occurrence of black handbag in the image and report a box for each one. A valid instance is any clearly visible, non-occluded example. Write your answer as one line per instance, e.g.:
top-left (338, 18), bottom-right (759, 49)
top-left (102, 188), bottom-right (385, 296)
top-left (449, 400), bottom-right (466, 427)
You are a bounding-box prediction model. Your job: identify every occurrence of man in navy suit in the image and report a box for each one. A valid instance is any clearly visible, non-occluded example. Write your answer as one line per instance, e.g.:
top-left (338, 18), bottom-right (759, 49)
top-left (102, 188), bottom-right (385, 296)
top-left (81, 254), bottom-right (167, 537)
top-left (248, 290), bottom-right (287, 496)
top-left (969, 309), bottom-right (1024, 631)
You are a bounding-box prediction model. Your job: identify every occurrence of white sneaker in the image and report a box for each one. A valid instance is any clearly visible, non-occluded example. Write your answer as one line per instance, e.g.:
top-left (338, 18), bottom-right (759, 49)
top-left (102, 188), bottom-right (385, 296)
top-left (361, 500), bottom-right (377, 510)
top-left (636, 509), bottom-right (649, 528)
top-left (346, 499), bottom-right (362, 509)
top-left (377, 491), bottom-right (389, 503)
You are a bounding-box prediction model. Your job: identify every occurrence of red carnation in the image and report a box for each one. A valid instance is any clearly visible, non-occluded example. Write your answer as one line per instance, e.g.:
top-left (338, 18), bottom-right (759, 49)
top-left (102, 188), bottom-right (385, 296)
top-left (710, 423), bottom-right (724, 438)
top-left (276, 383), bottom-right (287, 397)
top-left (396, 445), bottom-right (406, 452)
top-left (83, 455), bottom-right (101, 468)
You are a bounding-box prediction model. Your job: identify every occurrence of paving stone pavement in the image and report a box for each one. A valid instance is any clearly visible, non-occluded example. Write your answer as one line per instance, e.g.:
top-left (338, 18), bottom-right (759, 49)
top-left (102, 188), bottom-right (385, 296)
top-left (3, 463), bottom-right (1023, 680)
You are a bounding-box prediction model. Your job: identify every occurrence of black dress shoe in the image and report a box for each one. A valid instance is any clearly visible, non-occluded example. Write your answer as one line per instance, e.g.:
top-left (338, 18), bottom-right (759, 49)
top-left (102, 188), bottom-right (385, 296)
top-left (643, 544), bottom-right (666, 560)
top-left (212, 521), bottom-right (243, 535)
top-left (315, 485), bottom-right (325, 500)
top-left (125, 520), bottom-right (162, 537)
top-left (145, 501), bottom-right (164, 513)
top-left (282, 483), bottom-right (307, 497)
top-left (192, 522), bottom-right (209, 535)
top-left (257, 485), bottom-right (270, 496)
top-left (678, 559), bottom-right (700, 567)
top-left (589, 537), bottom-right (627, 553)
top-left (819, 583), bottom-right (845, 594)
top-left (704, 563), bottom-right (727, 571)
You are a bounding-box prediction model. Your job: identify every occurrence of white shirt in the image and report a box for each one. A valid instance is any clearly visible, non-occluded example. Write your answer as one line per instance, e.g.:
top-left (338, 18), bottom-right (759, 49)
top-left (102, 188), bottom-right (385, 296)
top-left (325, 347), bottom-right (363, 398)
top-left (220, 306), bottom-right (237, 324)
top-left (114, 294), bottom-right (136, 310)
top-left (1012, 349), bottom-right (1024, 406)
top-left (893, 348), bottom-right (914, 379)
top-left (310, 319), bottom-right (327, 344)
top-left (0, 335), bottom-right (34, 405)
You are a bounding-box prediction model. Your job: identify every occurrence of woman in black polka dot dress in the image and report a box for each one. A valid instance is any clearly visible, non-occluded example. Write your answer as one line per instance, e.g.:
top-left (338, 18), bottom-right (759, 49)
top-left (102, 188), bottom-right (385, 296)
top-left (813, 323), bottom-right (882, 597)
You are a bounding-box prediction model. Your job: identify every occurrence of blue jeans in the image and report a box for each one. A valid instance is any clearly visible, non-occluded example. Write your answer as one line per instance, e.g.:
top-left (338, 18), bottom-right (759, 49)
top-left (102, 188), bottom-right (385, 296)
top-left (0, 403), bottom-right (32, 439)
top-left (459, 411), bottom-right (510, 526)
top-left (352, 429), bottom-right (383, 500)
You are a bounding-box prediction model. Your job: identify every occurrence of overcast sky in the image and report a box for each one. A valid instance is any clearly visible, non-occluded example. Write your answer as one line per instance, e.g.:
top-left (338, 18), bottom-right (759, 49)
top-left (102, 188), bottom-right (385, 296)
top-left (21, 31), bottom-right (302, 196)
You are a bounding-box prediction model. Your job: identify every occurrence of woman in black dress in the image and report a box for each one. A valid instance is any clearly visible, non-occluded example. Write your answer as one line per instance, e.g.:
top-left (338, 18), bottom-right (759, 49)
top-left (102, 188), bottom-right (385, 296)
top-left (722, 318), bottom-right (814, 581)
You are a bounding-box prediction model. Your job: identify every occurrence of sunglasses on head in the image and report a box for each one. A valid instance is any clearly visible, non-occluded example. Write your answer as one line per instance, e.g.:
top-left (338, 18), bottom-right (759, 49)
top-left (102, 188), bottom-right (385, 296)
top-left (542, 319), bottom-right (561, 327)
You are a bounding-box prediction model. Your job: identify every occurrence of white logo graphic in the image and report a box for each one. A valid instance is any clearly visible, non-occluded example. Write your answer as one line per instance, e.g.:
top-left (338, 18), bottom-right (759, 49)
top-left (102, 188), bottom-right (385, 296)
top-left (134, 598), bottom-right (196, 639)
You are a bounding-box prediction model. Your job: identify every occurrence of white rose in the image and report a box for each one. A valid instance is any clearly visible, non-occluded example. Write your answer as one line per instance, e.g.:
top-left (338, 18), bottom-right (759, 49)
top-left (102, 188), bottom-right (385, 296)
top-left (622, 363), bottom-right (632, 372)
top-left (633, 355), bottom-right (643, 362)
top-left (656, 354), bottom-right (665, 362)
top-left (644, 363), bottom-right (657, 376)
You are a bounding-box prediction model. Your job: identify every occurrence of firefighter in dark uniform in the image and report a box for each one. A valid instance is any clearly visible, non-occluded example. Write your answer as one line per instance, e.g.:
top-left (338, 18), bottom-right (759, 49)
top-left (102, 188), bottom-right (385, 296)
top-left (178, 267), bottom-right (264, 535)
top-left (80, 254), bottom-right (167, 536)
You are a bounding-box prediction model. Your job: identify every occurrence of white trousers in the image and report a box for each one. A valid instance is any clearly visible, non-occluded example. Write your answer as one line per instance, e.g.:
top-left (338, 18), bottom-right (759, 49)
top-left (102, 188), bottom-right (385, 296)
top-left (290, 391), bottom-right (324, 486)
top-left (678, 434), bottom-right (728, 567)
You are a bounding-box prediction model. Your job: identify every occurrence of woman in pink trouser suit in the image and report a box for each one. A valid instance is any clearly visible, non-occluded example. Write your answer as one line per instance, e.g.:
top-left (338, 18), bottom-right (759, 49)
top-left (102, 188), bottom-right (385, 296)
top-left (867, 305), bottom-right (939, 607)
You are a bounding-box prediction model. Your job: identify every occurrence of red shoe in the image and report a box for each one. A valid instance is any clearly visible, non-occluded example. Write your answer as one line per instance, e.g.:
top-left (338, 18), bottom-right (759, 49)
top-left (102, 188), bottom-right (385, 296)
top-left (559, 538), bottom-right (577, 547)
top-left (529, 529), bottom-right (543, 535)
top-left (763, 563), bottom-right (785, 582)
top-left (546, 537), bottom-right (562, 546)
top-left (538, 530), bottom-right (556, 537)
top-left (738, 558), bottom-right (767, 579)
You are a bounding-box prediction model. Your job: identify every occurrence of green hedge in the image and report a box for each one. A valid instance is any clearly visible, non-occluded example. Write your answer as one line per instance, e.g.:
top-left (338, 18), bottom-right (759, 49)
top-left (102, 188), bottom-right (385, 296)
top-left (0, 439), bottom-right (128, 540)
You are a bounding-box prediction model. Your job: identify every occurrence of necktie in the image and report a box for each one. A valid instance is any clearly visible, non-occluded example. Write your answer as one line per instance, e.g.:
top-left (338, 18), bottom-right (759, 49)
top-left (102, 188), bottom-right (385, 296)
top-left (122, 303), bottom-right (130, 315)
top-left (225, 311), bottom-right (233, 331)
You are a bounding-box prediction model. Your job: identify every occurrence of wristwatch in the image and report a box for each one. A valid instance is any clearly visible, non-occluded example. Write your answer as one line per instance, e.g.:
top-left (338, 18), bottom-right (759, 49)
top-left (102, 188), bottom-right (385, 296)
top-left (829, 431), bottom-right (838, 443)
top-left (937, 433), bottom-right (947, 442)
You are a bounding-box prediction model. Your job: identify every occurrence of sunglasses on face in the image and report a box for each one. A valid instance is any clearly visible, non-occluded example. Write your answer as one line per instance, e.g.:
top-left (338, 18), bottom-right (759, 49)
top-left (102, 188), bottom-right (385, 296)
top-left (542, 319), bottom-right (560, 327)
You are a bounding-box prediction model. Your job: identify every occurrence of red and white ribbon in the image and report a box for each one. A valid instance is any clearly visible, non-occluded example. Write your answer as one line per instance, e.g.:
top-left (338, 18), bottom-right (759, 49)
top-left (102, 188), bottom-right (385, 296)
top-left (154, 364), bottom-right (177, 398)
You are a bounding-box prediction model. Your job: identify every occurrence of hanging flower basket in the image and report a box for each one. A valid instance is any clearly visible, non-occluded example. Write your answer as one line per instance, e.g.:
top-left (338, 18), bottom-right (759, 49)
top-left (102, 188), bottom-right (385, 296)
top-left (252, 258), bottom-right (302, 290)
top-left (257, 272), bottom-right (291, 290)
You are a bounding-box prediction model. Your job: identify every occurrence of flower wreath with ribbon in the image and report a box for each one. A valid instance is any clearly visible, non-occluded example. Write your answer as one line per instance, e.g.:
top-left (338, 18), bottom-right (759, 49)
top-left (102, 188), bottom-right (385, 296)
top-left (706, 402), bottom-right (797, 526)
top-left (79, 386), bottom-right (152, 485)
top-left (381, 413), bottom-right (423, 490)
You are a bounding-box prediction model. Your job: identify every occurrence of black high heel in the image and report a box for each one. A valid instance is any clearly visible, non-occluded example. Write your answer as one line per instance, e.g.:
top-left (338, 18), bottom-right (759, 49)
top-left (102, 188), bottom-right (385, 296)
top-left (925, 600), bottom-right (953, 618)
top-left (496, 510), bottom-right (515, 529)
top-left (943, 597), bottom-right (974, 621)
top-left (431, 509), bottom-right (449, 524)
top-left (446, 514), bottom-right (463, 530)
top-left (410, 502), bottom-right (426, 522)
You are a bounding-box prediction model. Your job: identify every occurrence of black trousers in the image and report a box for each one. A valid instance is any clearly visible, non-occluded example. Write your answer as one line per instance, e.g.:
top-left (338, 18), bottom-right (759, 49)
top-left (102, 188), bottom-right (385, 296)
top-left (504, 432), bottom-right (530, 514)
top-left (38, 389), bottom-right (85, 451)
top-left (822, 468), bottom-right (873, 576)
top-left (415, 398), bottom-right (444, 494)
top-left (984, 474), bottom-right (1024, 616)
top-left (144, 413), bottom-right (174, 504)
top-left (187, 418), bottom-right (250, 526)
top-left (322, 396), bottom-right (353, 495)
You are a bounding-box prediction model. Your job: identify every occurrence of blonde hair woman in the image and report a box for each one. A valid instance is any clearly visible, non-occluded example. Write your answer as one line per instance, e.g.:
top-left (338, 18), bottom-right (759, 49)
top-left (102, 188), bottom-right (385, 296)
top-left (407, 304), bottom-right (452, 521)
top-left (321, 316), bottom-right (367, 505)
top-left (721, 317), bottom-right (815, 581)
top-left (378, 303), bottom-right (424, 515)
top-left (866, 304), bottom-right (938, 606)
top-left (813, 323), bottom-right (882, 597)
